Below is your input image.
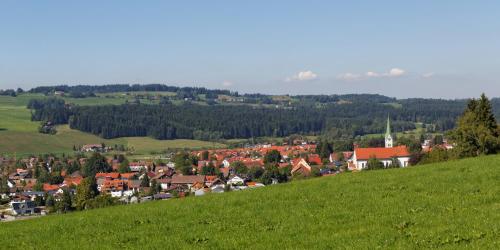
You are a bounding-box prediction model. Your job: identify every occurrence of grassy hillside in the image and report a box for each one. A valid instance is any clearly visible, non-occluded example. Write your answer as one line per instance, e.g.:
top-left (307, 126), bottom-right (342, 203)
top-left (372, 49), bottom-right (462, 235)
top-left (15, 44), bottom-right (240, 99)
top-left (1, 156), bottom-right (499, 249)
top-left (0, 95), bottom-right (225, 155)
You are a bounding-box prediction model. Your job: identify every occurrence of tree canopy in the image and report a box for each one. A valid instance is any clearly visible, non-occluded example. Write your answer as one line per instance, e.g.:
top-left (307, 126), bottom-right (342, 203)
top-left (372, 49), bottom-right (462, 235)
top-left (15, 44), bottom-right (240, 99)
top-left (452, 94), bottom-right (500, 157)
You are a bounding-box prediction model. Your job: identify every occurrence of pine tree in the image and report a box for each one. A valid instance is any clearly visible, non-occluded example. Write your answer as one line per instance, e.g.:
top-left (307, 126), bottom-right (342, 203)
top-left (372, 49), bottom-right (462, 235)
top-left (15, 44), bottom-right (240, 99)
top-left (82, 153), bottom-right (112, 177)
top-left (118, 159), bottom-right (130, 173)
top-left (452, 94), bottom-right (500, 157)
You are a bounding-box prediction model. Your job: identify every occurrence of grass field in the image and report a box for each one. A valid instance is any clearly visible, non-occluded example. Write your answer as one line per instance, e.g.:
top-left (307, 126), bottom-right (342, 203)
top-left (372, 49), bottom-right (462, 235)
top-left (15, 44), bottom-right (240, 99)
top-left (361, 122), bottom-right (437, 140)
top-left (1, 155), bottom-right (499, 249)
top-left (0, 94), bottom-right (225, 156)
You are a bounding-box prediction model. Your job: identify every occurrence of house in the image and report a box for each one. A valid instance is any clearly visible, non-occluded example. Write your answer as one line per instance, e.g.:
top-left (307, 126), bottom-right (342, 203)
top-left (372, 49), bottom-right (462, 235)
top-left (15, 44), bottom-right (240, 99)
top-left (329, 152), bottom-right (354, 164)
top-left (128, 162), bottom-right (149, 172)
top-left (10, 200), bottom-right (36, 215)
top-left (101, 179), bottom-right (125, 193)
top-left (352, 146), bottom-right (411, 170)
top-left (227, 176), bottom-right (244, 186)
top-left (43, 183), bottom-right (60, 192)
top-left (153, 193), bottom-right (172, 200)
top-left (211, 185), bottom-right (225, 193)
top-left (204, 176), bottom-right (223, 187)
top-left (171, 175), bottom-right (206, 192)
top-left (95, 172), bottom-right (120, 180)
top-left (291, 158), bottom-right (312, 176)
top-left (155, 166), bottom-right (174, 176)
top-left (307, 154), bottom-right (322, 165)
top-left (62, 176), bottom-right (82, 187)
top-left (195, 188), bottom-right (208, 196)
top-left (157, 178), bottom-right (171, 190)
top-left (21, 191), bottom-right (45, 201)
top-left (81, 144), bottom-right (105, 152)
top-left (120, 172), bottom-right (137, 181)
top-left (127, 180), bottom-right (142, 192)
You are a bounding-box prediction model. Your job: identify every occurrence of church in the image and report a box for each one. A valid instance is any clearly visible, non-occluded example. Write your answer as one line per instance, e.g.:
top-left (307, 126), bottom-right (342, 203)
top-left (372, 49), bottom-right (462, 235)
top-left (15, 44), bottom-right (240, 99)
top-left (351, 117), bottom-right (411, 170)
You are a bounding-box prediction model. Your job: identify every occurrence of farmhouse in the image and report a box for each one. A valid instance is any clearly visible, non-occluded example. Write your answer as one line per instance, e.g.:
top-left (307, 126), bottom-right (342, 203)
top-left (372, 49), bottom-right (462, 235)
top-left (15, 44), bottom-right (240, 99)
top-left (81, 144), bottom-right (105, 152)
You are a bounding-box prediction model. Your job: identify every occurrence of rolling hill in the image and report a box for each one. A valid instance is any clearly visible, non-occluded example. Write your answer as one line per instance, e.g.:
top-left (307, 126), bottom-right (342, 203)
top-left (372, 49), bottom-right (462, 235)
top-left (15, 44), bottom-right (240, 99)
top-left (1, 155), bottom-right (498, 249)
top-left (0, 94), bottom-right (225, 156)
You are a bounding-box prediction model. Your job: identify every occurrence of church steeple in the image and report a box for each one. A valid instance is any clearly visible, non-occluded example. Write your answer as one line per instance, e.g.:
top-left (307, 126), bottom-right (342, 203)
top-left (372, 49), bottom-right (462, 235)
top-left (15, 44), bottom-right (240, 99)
top-left (385, 115), bottom-right (393, 148)
top-left (385, 115), bottom-right (391, 136)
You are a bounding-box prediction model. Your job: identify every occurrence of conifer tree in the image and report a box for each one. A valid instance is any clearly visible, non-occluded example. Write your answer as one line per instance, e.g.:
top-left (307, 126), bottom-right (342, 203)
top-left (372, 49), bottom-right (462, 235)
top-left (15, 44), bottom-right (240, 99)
top-left (452, 94), bottom-right (499, 157)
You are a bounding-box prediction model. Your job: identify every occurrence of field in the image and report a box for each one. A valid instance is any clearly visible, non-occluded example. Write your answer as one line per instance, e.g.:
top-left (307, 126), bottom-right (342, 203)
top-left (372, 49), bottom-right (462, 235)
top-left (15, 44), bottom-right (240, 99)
top-left (1, 155), bottom-right (499, 249)
top-left (361, 122), bottom-right (437, 140)
top-left (0, 94), bottom-right (225, 156)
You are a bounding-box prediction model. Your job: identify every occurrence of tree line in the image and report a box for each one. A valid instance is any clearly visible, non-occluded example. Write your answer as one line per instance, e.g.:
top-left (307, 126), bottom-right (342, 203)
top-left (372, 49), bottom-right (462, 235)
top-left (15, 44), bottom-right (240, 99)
top-left (27, 93), bottom-right (500, 141)
top-left (64, 102), bottom-right (425, 140)
top-left (28, 84), bottom-right (235, 97)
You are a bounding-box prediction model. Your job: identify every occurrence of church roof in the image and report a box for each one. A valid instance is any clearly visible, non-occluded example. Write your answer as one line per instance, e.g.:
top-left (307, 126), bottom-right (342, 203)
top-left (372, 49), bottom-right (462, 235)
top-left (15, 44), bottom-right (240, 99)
top-left (354, 145), bottom-right (410, 160)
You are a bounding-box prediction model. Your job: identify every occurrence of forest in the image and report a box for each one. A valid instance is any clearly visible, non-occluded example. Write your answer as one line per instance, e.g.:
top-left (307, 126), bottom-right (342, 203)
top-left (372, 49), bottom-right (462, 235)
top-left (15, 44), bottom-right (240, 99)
top-left (28, 84), bottom-right (235, 98)
top-left (28, 98), bottom-right (468, 141)
top-left (22, 83), bottom-right (500, 141)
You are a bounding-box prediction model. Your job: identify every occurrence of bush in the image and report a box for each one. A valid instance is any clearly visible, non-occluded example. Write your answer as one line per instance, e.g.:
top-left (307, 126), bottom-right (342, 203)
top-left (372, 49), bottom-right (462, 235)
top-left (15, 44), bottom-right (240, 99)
top-left (86, 194), bottom-right (120, 209)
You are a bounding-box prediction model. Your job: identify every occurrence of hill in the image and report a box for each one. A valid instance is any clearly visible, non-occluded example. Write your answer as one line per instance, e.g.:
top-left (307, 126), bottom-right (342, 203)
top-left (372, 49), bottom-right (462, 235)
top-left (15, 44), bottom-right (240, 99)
top-left (0, 94), bottom-right (225, 156)
top-left (1, 155), bottom-right (498, 249)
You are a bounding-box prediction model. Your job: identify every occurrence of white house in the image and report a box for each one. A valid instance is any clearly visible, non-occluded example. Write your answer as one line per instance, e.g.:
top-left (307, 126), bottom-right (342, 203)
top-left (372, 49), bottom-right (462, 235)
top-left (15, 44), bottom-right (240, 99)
top-left (10, 200), bottom-right (36, 215)
top-left (227, 176), bottom-right (245, 186)
top-left (129, 162), bottom-right (149, 172)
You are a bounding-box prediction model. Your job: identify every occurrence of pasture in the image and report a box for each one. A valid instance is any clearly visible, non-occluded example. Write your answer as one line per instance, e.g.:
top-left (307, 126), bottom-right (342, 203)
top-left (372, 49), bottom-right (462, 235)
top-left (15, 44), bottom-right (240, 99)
top-left (0, 94), bottom-right (224, 156)
top-left (0, 155), bottom-right (498, 249)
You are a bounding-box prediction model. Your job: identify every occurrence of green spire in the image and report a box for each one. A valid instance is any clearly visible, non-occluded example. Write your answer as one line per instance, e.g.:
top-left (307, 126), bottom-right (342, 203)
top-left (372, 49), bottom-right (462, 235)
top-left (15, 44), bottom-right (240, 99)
top-left (385, 115), bottom-right (391, 136)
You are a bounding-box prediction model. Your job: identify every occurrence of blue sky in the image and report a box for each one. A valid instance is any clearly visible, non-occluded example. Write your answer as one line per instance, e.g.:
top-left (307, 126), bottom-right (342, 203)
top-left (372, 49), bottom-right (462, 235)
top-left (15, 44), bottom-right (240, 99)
top-left (1, 1), bottom-right (499, 98)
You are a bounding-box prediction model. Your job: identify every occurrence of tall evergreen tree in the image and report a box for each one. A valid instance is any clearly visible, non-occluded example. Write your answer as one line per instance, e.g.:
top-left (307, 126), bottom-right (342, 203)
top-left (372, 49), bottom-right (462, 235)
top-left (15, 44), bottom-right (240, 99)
top-left (452, 94), bottom-right (500, 157)
top-left (82, 153), bottom-right (112, 177)
top-left (118, 158), bottom-right (131, 173)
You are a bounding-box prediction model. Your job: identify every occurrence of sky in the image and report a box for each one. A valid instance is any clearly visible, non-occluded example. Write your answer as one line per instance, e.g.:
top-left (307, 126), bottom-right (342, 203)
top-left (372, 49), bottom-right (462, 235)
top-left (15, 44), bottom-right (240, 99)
top-left (1, 1), bottom-right (499, 98)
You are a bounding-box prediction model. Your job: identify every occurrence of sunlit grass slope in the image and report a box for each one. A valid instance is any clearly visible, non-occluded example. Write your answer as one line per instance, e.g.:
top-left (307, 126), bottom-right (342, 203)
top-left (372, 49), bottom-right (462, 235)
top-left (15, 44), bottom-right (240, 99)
top-left (1, 155), bottom-right (499, 249)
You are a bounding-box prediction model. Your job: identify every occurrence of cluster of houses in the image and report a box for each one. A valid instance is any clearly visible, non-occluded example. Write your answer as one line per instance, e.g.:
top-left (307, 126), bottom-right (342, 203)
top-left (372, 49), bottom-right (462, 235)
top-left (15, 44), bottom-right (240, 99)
top-left (1, 118), bottom-right (453, 219)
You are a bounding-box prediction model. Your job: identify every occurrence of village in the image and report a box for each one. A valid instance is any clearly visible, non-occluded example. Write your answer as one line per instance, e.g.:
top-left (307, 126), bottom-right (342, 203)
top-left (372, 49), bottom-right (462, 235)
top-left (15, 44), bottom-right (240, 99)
top-left (0, 119), bottom-right (454, 221)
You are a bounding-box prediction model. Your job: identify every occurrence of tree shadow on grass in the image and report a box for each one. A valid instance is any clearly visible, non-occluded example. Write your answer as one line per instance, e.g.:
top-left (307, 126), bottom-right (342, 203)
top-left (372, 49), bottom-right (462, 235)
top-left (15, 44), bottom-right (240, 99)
top-left (0, 128), bottom-right (7, 131)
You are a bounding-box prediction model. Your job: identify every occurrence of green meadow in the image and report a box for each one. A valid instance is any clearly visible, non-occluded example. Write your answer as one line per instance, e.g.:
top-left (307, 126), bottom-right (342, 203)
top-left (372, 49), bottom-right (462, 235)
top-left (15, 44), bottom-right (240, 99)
top-left (1, 155), bottom-right (499, 249)
top-left (0, 94), bottom-right (224, 156)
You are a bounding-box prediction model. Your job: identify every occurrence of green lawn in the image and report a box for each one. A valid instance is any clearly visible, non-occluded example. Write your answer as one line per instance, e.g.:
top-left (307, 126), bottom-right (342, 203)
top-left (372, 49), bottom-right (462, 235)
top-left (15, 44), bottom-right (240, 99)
top-left (1, 155), bottom-right (499, 249)
top-left (0, 95), bottom-right (225, 156)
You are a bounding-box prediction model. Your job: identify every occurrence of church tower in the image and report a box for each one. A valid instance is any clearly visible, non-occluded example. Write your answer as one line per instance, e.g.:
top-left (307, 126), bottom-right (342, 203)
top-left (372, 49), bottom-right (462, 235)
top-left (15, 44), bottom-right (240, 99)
top-left (385, 116), bottom-right (393, 148)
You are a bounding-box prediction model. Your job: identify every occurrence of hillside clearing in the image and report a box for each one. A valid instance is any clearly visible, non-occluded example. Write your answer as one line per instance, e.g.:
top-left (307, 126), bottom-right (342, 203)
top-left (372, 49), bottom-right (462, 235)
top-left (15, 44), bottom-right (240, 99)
top-left (1, 155), bottom-right (498, 249)
top-left (0, 95), bottom-right (225, 155)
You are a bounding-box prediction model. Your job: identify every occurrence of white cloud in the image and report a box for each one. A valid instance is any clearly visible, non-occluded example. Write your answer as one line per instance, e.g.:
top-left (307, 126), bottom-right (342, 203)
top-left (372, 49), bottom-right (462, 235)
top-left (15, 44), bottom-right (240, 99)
top-left (222, 80), bottom-right (233, 87)
top-left (387, 68), bottom-right (405, 77)
top-left (286, 70), bottom-right (318, 82)
top-left (422, 72), bottom-right (435, 78)
top-left (365, 71), bottom-right (380, 77)
top-left (336, 73), bottom-right (361, 81)
top-left (337, 68), bottom-right (406, 81)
